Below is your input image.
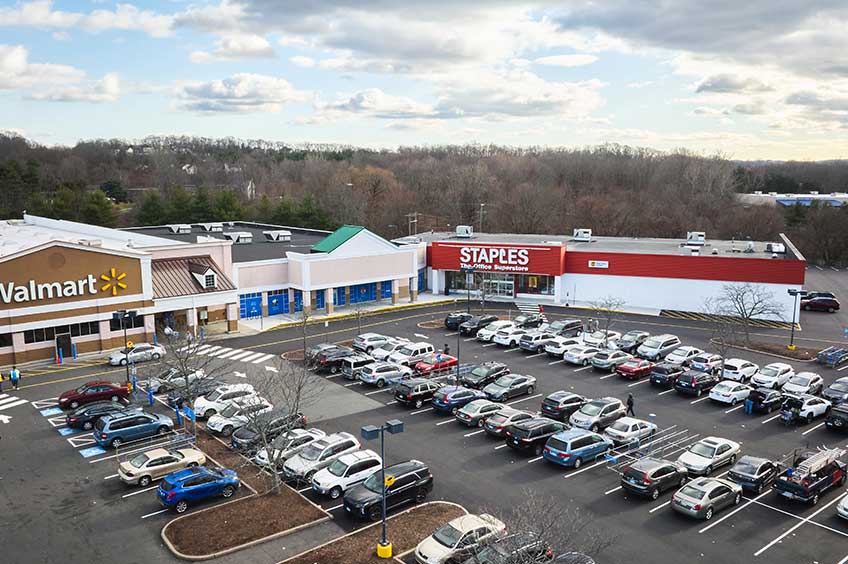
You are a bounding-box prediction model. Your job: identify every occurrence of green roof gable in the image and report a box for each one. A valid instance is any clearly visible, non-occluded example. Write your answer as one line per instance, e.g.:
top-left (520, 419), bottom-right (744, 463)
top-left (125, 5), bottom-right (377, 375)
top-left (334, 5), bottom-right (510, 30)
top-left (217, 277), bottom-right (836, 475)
top-left (311, 225), bottom-right (398, 254)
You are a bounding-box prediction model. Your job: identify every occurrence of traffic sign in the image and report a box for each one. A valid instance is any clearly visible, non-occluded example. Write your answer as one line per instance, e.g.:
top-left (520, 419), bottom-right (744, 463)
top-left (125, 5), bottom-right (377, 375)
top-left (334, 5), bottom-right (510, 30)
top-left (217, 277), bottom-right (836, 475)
top-left (126, 340), bottom-right (134, 349)
top-left (384, 474), bottom-right (395, 487)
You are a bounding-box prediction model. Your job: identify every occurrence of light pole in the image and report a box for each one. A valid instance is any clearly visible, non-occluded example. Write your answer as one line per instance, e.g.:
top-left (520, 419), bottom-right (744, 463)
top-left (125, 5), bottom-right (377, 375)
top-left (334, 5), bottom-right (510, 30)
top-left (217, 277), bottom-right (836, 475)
top-left (461, 266), bottom-right (475, 314)
top-left (787, 289), bottom-right (806, 350)
top-left (113, 309), bottom-right (137, 384)
top-left (361, 419), bottom-right (404, 559)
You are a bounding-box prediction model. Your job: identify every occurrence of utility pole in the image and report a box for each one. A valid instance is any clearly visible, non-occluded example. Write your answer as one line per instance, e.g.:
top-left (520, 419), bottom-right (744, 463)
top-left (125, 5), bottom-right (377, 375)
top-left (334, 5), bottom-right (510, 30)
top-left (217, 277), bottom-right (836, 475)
top-left (478, 203), bottom-right (486, 233)
top-left (405, 212), bottom-right (419, 236)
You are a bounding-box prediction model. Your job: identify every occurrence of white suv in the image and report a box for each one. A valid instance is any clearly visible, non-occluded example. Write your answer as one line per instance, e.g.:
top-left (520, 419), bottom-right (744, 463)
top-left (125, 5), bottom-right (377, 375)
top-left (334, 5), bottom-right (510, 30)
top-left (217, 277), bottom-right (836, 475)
top-left (193, 383), bottom-right (256, 419)
top-left (476, 321), bottom-right (514, 343)
top-left (388, 342), bottom-right (435, 367)
top-left (637, 334), bottom-right (681, 361)
top-left (311, 449), bottom-right (382, 499)
top-left (751, 362), bottom-right (795, 389)
top-left (493, 327), bottom-right (527, 347)
top-left (206, 396), bottom-right (273, 437)
top-left (283, 431), bottom-right (361, 482)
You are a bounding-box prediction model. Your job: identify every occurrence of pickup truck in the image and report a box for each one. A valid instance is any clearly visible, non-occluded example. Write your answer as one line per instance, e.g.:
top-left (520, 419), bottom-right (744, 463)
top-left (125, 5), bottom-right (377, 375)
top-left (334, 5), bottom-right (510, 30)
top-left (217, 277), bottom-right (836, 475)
top-left (773, 450), bottom-right (846, 505)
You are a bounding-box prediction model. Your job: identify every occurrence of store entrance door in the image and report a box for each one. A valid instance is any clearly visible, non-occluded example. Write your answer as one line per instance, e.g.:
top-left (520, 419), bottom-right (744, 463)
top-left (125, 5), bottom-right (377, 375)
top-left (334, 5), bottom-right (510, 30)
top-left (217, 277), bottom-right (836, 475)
top-left (55, 334), bottom-right (72, 360)
top-left (483, 274), bottom-right (514, 299)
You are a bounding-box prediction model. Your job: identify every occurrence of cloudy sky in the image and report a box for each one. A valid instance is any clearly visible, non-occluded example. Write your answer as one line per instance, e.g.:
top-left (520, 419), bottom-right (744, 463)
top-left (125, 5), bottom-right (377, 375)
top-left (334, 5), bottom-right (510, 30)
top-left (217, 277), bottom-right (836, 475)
top-left (1, 0), bottom-right (847, 159)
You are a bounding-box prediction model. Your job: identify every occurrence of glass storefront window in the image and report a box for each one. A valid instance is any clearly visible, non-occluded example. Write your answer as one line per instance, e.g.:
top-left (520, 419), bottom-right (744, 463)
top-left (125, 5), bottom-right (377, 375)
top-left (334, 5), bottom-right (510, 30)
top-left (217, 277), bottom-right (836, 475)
top-left (515, 274), bottom-right (554, 295)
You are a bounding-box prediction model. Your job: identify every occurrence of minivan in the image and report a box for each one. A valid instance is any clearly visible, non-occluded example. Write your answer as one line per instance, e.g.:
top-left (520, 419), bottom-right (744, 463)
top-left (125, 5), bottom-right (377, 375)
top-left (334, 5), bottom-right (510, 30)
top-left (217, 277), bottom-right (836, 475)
top-left (282, 431), bottom-right (361, 482)
top-left (547, 318), bottom-right (583, 337)
top-left (94, 410), bottom-right (174, 448)
top-left (341, 354), bottom-right (376, 380)
top-left (388, 342), bottom-right (435, 367)
top-left (637, 334), bottom-right (681, 361)
top-left (542, 429), bottom-right (612, 468)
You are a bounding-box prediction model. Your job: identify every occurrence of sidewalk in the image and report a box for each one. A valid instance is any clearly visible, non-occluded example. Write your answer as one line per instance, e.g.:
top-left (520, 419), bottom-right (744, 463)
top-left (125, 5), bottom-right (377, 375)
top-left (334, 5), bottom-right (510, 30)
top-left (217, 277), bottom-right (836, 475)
top-left (202, 519), bottom-right (345, 564)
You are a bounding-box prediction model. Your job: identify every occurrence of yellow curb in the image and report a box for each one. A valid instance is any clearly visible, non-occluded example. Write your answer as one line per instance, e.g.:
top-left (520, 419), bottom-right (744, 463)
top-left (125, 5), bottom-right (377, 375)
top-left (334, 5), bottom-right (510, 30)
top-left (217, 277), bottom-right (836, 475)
top-left (264, 299), bottom-right (457, 332)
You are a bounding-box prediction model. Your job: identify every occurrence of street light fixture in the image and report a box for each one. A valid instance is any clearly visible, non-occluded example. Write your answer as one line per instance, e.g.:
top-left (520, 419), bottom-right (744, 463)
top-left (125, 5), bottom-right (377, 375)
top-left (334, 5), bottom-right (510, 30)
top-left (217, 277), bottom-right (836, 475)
top-left (361, 419), bottom-right (404, 559)
top-left (787, 289), bottom-right (807, 350)
top-left (112, 309), bottom-right (137, 384)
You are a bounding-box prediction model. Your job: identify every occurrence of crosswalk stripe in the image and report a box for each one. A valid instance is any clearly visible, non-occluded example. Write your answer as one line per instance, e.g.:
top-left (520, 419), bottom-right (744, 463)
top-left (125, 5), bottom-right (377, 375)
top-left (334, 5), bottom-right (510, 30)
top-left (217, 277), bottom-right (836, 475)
top-left (217, 349), bottom-right (241, 359)
top-left (195, 344), bottom-right (213, 354)
top-left (201, 346), bottom-right (222, 356)
top-left (207, 347), bottom-right (232, 357)
top-left (251, 353), bottom-right (274, 364)
top-left (0, 394), bottom-right (8, 400)
top-left (0, 399), bottom-right (28, 411)
top-left (239, 352), bottom-right (265, 363)
top-left (0, 396), bottom-right (21, 407)
top-left (228, 350), bottom-right (254, 361)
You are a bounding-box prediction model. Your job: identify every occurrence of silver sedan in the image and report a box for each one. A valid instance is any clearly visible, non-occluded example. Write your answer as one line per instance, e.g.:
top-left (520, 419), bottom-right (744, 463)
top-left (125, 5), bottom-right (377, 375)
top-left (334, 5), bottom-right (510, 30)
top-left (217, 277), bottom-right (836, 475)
top-left (672, 477), bottom-right (742, 520)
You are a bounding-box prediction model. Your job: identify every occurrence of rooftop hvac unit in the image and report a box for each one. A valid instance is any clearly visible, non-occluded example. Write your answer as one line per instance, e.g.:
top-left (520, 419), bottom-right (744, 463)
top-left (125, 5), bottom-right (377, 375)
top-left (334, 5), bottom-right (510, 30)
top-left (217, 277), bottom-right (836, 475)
top-left (765, 242), bottom-right (786, 254)
top-left (810, 191), bottom-right (819, 195)
top-left (223, 231), bottom-right (253, 244)
top-left (744, 241), bottom-right (755, 253)
top-left (167, 224), bottom-right (192, 234)
top-left (754, 191), bottom-right (763, 195)
top-left (768, 192), bottom-right (778, 196)
top-left (690, 247), bottom-right (700, 256)
top-left (686, 231), bottom-right (706, 246)
top-left (572, 228), bottom-right (592, 242)
top-left (455, 225), bottom-right (474, 238)
top-left (77, 239), bottom-right (102, 247)
top-left (263, 230), bottom-right (292, 242)
top-left (199, 223), bottom-right (224, 232)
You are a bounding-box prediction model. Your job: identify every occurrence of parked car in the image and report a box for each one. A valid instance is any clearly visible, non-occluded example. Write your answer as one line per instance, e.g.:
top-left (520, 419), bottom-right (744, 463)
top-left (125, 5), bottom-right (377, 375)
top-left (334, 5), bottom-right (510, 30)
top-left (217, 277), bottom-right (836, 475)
top-left (689, 353), bottom-right (724, 375)
top-left (582, 330), bottom-right (620, 348)
top-left (542, 429), bottom-right (613, 468)
top-left (460, 361), bottom-right (509, 389)
top-left (253, 428), bottom-right (326, 469)
top-left (206, 397), bottom-right (274, 437)
top-left (616, 359), bottom-right (655, 380)
top-left (341, 354), bottom-right (376, 380)
top-left (483, 374), bottom-right (536, 402)
top-left (727, 455), bottom-right (778, 494)
top-left (780, 394), bottom-right (831, 425)
top-left (674, 370), bottom-right (720, 397)
top-left (445, 311), bottom-right (474, 330)
top-left (708, 381), bottom-right (752, 405)
top-left (311, 449), bottom-right (382, 500)
top-left (352, 332), bottom-right (390, 353)
top-left (358, 362), bottom-right (413, 388)
top-left (569, 397), bottom-right (626, 432)
top-left (458, 532), bottom-right (554, 564)
top-left (415, 353), bottom-right (459, 376)
top-left (147, 368), bottom-right (205, 394)
top-left (801, 296), bottom-right (840, 313)
top-left (482, 408), bottom-right (535, 438)
top-left (591, 350), bottom-right (633, 372)
top-left (747, 387), bottom-right (784, 413)
top-left (505, 417), bottom-right (567, 456)
top-left (547, 318), bottom-right (583, 337)
top-left (493, 327), bottom-right (529, 347)
top-left (305, 343), bottom-right (341, 362)
top-left (388, 342), bottom-right (436, 367)
top-left (371, 338), bottom-right (411, 361)
top-left (166, 378), bottom-right (224, 409)
top-left (806, 290), bottom-right (837, 300)
top-left (414, 513), bottom-right (506, 564)
top-left (454, 399), bottom-right (504, 427)
top-left (722, 359), bottom-right (759, 383)
top-left (840, 495), bottom-right (848, 520)
top-left (677, 437), bottom-right (740, 476)
top-left (476, 320), bottom-right (515, 343)
top-left (637, 334), bottom-right (681, 361)
top-left (94, 410), bottom-right (174, 449)
top-left (395, 378), bottom-right (442, 408)
top-left (823, 377), bottom-right (848, 405)
top-left (544, 336), bottom-right (584, 359)
top-left (343, 459), bottom-right (433, 521)
top-left (782, 372), bottom-right (824, 395)
top-left (519, 330), bottom-right (556, 353)
top-left (66, 401), bottom-right (136, 430)
top-left (512, 314), bottom-right (544, 329)
top-left (827, 403), bottom-right (848, 432)
top-left (157, 466), bottom-right (240, 513)
top-left (118, 447), bottom-right (206, 487)
top-left (663, 346), bottom-right (703, 366)
top-left (649, 363), bottom-right (686, 387)
top-left (773, 450), bottom-right (846, 505)
top-left (615, 331), bottom-right (650, 353)
top-left (283, 431), bottom-right (361, 482)
top-left (59, 380), bottom-right (129, 410)
top-left (751, 362), bottom-right (795, 389)
top-left (193, 383), bottom-right (256, 420)
top-left (671, 477), bottom-right (742, 520)
top-left (459, 314), bottom-right (500, 336)
top-left (603, 417), bottom-right (657, 446)
top-left (432, 386), bottom-right (487, 413)
top-left (563, 345), bottom-right (600, 366)
top-left (540, 391), bottom-right (588, 421)
top-left (314, 346), bottom-right (357, 374)
top-left (620, 457), bottom-right (687, 500)
top-left (108, 342), bottom-right (166, 366)
top-left (230, 408), bottom-right (307, 452)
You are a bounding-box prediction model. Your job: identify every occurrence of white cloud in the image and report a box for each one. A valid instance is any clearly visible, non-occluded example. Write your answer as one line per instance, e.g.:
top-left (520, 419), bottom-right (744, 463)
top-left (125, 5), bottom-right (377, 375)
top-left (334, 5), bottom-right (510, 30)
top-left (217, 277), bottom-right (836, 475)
top-left (289, 55), bottom-right (315, 68)
top-left (626, 80), bottom-right (654, 88)
top-left (0, 0), bottom-right (174, 37)
top-left (51, 30), bottom-right (70, 41)
top-left (173, 0), bottom-right (246, 33)
top-left (0, 44), bottom-right (84, 90)
top-left (190, 34), bottom-right (275, 63)
top-left (176, 73), bottom-right (310, 113)
top-left (29, 73), bottom-right (121, 102)
top-left (534, 54), bottom-right (598, 67)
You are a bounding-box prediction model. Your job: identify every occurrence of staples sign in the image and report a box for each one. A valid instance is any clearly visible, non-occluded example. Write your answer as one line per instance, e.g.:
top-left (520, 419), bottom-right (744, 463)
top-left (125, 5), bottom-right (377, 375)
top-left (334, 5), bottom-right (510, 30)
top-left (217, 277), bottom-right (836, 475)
top-left (459, 247), bottom-right (531, 272)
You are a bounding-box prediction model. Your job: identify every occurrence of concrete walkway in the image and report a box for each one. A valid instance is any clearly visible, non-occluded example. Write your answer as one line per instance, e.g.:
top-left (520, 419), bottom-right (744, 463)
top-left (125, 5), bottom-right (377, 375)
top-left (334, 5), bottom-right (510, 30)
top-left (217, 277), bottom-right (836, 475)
top-left (210, 519), bottom-right (345, 564)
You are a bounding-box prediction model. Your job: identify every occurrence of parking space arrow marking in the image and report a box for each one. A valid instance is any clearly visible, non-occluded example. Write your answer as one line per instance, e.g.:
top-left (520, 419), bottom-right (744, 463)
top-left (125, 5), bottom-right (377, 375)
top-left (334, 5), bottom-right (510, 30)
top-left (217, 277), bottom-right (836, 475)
top-left (0, 414), bottom-right (11, 424)
top-left (233, 371), bottom-right (246, 378)
top-left (414, 333), bottom-right (429, 339)
top-left (265, 366), bottom-right (279, 373)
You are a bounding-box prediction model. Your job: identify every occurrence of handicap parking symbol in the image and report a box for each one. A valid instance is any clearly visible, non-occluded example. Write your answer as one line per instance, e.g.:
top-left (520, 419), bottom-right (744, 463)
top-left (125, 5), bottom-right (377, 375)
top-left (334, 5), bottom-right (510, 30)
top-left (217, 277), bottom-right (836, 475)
top-left (57, 427), bottom-right (82, 436)
top-left (40, 407), bottom-right (63, 417)
top-left (78, 446), bottom-right (106, 458)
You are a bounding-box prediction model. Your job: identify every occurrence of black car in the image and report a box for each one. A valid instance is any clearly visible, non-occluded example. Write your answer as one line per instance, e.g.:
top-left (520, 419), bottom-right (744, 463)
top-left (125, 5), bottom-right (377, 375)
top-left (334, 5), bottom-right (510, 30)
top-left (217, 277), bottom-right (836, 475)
top-left (305, 343), bottom-right (341, 361)
top-left (673, 370), bottom-right (719, 397)
top-left (748, 387), bottom-right (783, 413)
top-left (620, 457), bottom-right (687, 500)
top-left (343, 459), bottom-right (433, 521)
top-left (230, 408), bottom-right (307, 452)
top-left (616, 331), bottom-right (650, 353)
top-left (445, 312), bottom-right (474, 330)
top-left (547, 318), bottom-right (583, 337)
top-left (505, 418), bottom-right (567, 456)
top-left (314, 346), bottom-right (356, 374)
top-left (825, 404), bottom-right (848, 432)
top-left (167, 379), bottom-right (224, 408)
top-left (649, 363), bottom-right (685, 388)
top-left (460, 531), bottom-right (554, 564)
top-left (483, 408), bottom-right (535, 438)
top-left (513, 314), bottom-right (544, 329)
top-left (540, 391), bottom-right (587, 421)
top-left (394, 378), bottom-right (442, 408)
top-left (823, 378), bottom-right (848, 405)
top-left (65, 401), bottom-right (136, 430)
top-left (459, 314), bottom-right (500, 336)
top-left (728, 455), bottom-right (778, 494)
top-left (460, 361), bottom-right (509, 389)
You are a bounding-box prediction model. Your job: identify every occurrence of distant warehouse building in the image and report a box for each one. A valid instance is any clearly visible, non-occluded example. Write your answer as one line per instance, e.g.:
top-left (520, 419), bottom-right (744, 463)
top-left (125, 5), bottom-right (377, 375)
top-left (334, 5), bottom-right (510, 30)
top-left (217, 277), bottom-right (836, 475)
top-left (738, 191), bottom-right (848, 207)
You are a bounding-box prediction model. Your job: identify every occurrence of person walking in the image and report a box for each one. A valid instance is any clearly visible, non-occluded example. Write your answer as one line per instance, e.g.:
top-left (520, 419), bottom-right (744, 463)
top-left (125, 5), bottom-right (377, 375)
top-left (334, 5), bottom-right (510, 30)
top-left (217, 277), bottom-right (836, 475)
top-left (443, 343), bottom-right (450, 356)
top-left (626, 393), bottom-right (635, 416)
top-left (10, 365), bottom-right (20, 391)
top-left (0, 369), bottom-right (4, 393)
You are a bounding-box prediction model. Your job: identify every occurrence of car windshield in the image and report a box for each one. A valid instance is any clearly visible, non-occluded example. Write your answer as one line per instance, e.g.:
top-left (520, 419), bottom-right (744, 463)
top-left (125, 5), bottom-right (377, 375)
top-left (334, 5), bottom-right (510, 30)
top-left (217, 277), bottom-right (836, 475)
top-left (129, 453), bottom-right (149, 468)
top-left (398, 346), bottom-right (414, 356)
top-left (432, 523), bottom-right (464, 548)
top-left (588, 331), bottom-right (606, 339)
top-left (622, 361), bottom-right (639, 369)
top-left (732, 459), bottom-right (760, 474)
top-left (760, 366), bottom-right (780, 377)
top-left (75, 384), bottom-right (89, 393)
top-left (376, 343), bottom-right (394, 352)
top-left (462, 400), bottom-right (486, 413)
top-left (692, 356), bottom-right (710, 363)
top-left (327, 458), bottom-right (348, 477)
top-left (594, 352), bottom-right (610, 360)
top-left (830, 382), bottom-right (848, 393)
top-left (470, 367), bottom-right (489, 379)
top-left (678, 485), bottom-right (705, 499)
top-left (363, 472), bottom-right (382, 493)
top-left (420, 355), bottom-right (436, 365)
top-left (642, 338), bottom-right (663, 348)
top-left (609, 420), bottom-right (631, 432)
top-left (206, 390), bottom-right (224, 401)
top-left (220, 404), bottom-right (239, 417)
top-left (789, 375), bottom-right (812, 386)
top-left (494, 376), bottom-right (516, 387)
top-left (299, 443), bottom-right (324, 461)
top-left (580, 403), bottom-right (603, 416)
top-left (487, 413), bottom-right (508, 425)
top-left (689, 444), bottom-right (717, 458)
top-left (713, 383), bottom-right (733, 392)
top-left (724, 363), bottom-right (739, 371)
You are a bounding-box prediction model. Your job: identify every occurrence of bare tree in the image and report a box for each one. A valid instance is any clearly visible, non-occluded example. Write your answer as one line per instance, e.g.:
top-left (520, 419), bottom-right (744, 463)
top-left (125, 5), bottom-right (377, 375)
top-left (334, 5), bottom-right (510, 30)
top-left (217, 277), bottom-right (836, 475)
top-left (714, 283), bottom-right (783, 345)
top-left (703, 297), bottom-right (741, 362)
top-left (589, 296), bottom-right (626, 347)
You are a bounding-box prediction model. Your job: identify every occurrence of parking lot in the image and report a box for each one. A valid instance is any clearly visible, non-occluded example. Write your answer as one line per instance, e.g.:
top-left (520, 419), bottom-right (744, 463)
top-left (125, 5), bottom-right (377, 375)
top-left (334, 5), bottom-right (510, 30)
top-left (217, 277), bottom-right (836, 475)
top-left (3, 301), bottom-right (848, 564)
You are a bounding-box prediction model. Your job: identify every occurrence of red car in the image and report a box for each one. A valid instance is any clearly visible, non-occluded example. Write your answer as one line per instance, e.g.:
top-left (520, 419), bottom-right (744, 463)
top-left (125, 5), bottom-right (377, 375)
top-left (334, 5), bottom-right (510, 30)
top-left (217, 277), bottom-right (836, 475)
top-left (617, 360), bottom-right (655, 380)
top-left (58, 380), bottom-right (129, 410)
top-left (801, 296), bottom-right (840, 313)
top-left (414, 354), bottom-right (458, 376)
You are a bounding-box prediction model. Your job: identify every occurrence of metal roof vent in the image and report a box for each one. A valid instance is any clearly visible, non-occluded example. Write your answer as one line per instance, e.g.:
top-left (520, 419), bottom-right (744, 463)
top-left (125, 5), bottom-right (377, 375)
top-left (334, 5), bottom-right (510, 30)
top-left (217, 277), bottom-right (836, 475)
top-left (455, 225), bottom-right (474, 238)
top-left (263, 230), bottom-right (292, 242)
top-left (572, 228), bottom-right (592, 242)
top-left (199, 223), bottom-right (224, 232)
top-left (167, 224), bottom-right (192, 234)
top-left (686, 231), bottom-right (706, 246)
top-left (743, 241), bottom-right (755, 253)
top-left (765, 242), bottom-right (786, 254)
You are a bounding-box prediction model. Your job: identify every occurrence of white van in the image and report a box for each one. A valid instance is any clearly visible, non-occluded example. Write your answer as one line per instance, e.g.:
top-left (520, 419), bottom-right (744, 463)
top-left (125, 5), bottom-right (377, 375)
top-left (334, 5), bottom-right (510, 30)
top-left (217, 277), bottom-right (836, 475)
top-left (636, 334), bottom-right (681, 361)
top-left (388, 342), bottom-right (435, 367)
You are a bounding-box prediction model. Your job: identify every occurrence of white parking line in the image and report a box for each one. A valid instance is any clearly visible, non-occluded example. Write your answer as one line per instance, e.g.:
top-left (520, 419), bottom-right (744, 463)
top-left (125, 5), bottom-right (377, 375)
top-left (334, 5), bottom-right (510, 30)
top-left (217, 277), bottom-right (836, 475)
top-left (604, 486), bottom-right (622, 495)
top-left (88, 437), bottom-right (175, 463)
top-left (482, 343), bottom-right (497, 348)
top-left (436, 419), bottom-right (456, 426)
top-left (343, 382), bottom-right (362, 388)
top-left (410, 407), bottom-right (434, 415)
top-left (832, 267), bottom-right (840, 272)
top-left (527, 456), bottom-right (544, 463)
top-left (504, 347), bottom-right (521, 353)
top-left (698, 489), bottom-right (771, 533)
top-left (0, 398), bottom-right (29, 411)
top-left (802, 422), bottom-right (826, 436)
top-left (506, 393), bottom-right (543, 406)
top-left (724, 404), bottom-right (745, 414)
top-left (494, 444), bottom-right (508, 450)
top-left (385, 401), bottom-right (397, 406)
top-left (839, 364), bottom-right (848, 372)
top-left (445, 332), bottom-right (458, 337)
top-left (297, 486), bottom-right (312, 493)
top-left (598, 373), bottom-right (617, 380)
top-left (761, 413), bottom-right (782, 424)
top-left (141, 509), bottom-right (169, 519)
top-left (649, 501), bottom-right (670, 513)
top-left (122, 484), bottom-right (159, 498)
top-left (627, 379), bottom-right (649, 387)
top-left (104, 474), bottom-right (119, 480)
top-left (326, 503), bottom-right (345, 512)
top-left (689, 396), bottom-right (711, 405)
top-left (657, 389), bottom-right (675, 396)
top-left (464, 337), bottom-right (477, 342)
top-left (326, 374), bottom-right (341, 379)
top-left (815, 265), bottom-right (823, 270)
top-left (548, 359), bottom-right (565, 365)
top-left (464, 429), bottom-right (486, 437)
top-left (753, 492), bottom-right (847, 556)
top-left (414, 333), bottom-right (429, 339)
top-left (838, 554), bottom-right (848, 564)
top-left (364, 388), bottom-right (390, 396)
top-left (572, 366), bottom-right (593, 373)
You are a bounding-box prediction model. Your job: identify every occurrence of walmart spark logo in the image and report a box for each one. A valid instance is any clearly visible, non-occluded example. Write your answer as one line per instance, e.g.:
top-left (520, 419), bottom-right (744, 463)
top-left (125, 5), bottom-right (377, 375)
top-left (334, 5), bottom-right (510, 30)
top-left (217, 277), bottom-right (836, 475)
top-left (100, 268), bottom-right (127, 296)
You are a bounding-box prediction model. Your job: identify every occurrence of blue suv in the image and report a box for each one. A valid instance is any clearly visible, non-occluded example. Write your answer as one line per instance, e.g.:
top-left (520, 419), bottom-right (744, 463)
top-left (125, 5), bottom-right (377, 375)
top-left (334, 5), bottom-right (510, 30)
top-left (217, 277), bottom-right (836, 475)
top-left (431, 386), bottom-right (486, 413)
top-left (157, 466), bottom-right (240, 513)
top-left (94, 410), bottom-right (174, 448)
top-left (542, 429), bottom-right (613, 469)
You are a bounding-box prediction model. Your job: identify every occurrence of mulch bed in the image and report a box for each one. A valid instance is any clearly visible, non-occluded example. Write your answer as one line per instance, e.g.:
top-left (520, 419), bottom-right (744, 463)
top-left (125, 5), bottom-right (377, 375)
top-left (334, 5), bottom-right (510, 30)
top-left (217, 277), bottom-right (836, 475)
top-left (195, 430), bottom-right (277, 492)
top-left (745, 341), bottom-right (818, 361)
top-left (281, 502), bottom-right (466, 564)
top-left (164, 491), bottom-right (326, 557)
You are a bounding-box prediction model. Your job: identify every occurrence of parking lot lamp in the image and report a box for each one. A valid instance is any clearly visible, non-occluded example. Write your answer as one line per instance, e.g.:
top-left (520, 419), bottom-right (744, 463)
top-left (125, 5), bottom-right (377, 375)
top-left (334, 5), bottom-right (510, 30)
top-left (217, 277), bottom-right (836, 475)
top-left (361, 419), bottom-right (404, 559)
top-left (113, 310), bottom-right (137, 384)
top-left (786, 289), bottom-right (806, 350)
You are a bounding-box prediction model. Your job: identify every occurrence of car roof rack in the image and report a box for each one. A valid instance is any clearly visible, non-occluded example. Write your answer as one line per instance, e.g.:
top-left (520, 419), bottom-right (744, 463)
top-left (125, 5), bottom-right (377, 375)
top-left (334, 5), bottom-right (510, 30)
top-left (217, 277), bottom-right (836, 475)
top-left (794, 447), bottom-right (846, 478)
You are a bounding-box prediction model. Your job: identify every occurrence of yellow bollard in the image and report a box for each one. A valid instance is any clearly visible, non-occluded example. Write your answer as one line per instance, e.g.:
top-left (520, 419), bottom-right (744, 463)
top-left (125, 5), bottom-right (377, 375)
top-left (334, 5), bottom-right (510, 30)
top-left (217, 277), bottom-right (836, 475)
top-left (787, 345), bottom-right (797, 351)
top-left (376, 542), bottom-right (393, 559)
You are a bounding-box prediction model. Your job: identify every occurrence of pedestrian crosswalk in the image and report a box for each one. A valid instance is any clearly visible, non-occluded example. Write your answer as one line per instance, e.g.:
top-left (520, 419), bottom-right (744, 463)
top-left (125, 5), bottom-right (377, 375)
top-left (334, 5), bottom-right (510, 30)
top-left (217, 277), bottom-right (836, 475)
top-left (516, 302), bottom-right (548, 323)
top-left (0, 393), bottom-right (28, 412)
top-left (182, 345), bottom-right (276, 365)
